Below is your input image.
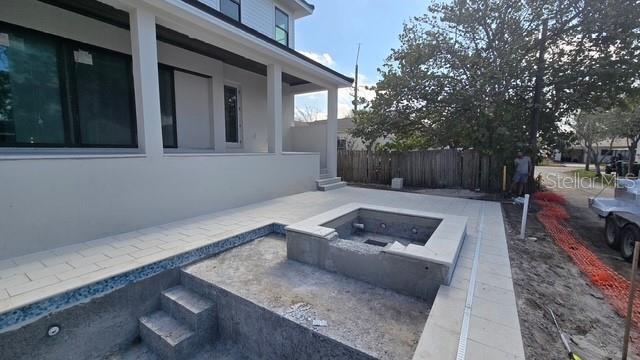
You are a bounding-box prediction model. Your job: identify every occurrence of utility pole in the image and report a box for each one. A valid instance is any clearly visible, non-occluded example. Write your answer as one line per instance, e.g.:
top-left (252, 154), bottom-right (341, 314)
top-left (354, 43), bottom-right (361, 113)
top-left (529, 18), bottom-right (548, 191)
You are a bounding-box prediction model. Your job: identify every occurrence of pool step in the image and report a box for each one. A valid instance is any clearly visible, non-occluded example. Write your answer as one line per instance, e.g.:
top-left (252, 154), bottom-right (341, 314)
top-left (139, 286), bottom-right (216, 360)
top-left (316, 177), bottom-right (347, 191)
top-left (139, 311), bottom-right (197, 360)
top-left (161, 285), bottom-right (216, 336)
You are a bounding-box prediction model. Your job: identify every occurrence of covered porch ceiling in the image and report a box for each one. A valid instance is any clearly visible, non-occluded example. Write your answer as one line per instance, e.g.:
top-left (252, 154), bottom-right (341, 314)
top-left (38, 0), bottom-right (347, 89)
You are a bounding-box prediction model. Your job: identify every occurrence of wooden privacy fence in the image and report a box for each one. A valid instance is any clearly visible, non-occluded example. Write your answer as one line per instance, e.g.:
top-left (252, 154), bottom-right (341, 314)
top-left (337, 149), bottom-right (507, 192)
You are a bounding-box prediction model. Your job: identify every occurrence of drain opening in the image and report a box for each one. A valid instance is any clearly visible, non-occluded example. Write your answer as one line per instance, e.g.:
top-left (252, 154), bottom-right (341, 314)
top-left (364, 239), bottom-right (388, 247)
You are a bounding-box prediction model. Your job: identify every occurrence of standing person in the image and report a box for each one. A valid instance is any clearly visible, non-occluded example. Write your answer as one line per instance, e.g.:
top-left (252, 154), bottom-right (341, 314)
top-left (511, 151), bottom-right (532, 197)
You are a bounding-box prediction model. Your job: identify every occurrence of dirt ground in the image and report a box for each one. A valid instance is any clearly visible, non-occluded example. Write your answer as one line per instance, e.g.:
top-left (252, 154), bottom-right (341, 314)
top-left (503, 202), bottom-right (636, 359)
top-left (535, 166), bottom-right (633, 278)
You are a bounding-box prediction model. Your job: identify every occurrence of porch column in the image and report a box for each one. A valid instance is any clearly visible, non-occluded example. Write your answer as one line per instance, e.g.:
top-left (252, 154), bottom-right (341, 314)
top-left (267, 63), bottom-right (283, 154)
top-left (130, 7), bottom-right (163, 157)
top-left (212, 61), bottom-right (226, 152)
top-left (326, 87), bottom-right (338, 177)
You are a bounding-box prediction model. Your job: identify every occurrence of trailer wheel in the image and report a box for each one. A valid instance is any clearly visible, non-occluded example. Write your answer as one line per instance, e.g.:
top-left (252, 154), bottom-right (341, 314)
top-left (620, 224), bottom-right (640, 263)
top-left (605, 216), bottom-right (620, 249)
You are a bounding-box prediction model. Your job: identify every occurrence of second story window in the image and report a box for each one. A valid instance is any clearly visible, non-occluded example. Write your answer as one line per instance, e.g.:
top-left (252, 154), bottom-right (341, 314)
top-left (275, 7), bottom-right (289, 46)
top-left (220, 0), bottom-right (240, 22)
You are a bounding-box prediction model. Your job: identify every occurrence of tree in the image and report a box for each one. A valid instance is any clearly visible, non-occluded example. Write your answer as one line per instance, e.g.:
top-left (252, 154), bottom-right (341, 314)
top-left (612, 101), bottom-right (640, 175)
top-left (351, 0), bottom-right (640, 157)
top-left (294, 105), bottom-right (322, 123)
top-left (570, 110), bottom-right (617, 175)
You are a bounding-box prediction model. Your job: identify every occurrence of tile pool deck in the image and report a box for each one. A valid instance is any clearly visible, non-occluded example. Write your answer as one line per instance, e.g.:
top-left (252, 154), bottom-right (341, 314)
top-left (0, 187), bottom-right (524, 359)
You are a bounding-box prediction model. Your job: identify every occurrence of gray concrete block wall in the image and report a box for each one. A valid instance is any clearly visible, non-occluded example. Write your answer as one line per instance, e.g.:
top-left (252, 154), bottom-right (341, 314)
top-left (180, 271), bottom-right (375, 360)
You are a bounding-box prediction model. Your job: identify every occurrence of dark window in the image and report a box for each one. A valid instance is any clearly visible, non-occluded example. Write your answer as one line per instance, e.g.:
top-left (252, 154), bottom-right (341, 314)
top-left (72, 48), bottom-right (136, 146)
top-left (275, 8), bottom-right (289, 46)
top-left (0, 22), bottom-right (136, 148)
top-left (158, 66), bottom-right (177, 148)
top-left (0, 27), bottom-right (65, 145)
top-left (220, 0), bottom-right (241, 22)
top-left (224, 85), bottom-right (239, 143)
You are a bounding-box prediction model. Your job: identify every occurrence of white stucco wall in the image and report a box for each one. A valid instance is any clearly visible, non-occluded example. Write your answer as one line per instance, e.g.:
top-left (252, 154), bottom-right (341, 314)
top-left (175, 71), bottom-right (213, 149)
top-left (290, 123), bottom-right (328, 169)
top-left (0, 154), bottom-right (318, 259)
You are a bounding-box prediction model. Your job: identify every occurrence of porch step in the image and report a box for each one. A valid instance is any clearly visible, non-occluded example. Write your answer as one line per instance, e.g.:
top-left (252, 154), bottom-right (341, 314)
top-left (318, 181), bottom-right (347, 191)
top-left (315, 177), bottom-right (342, 186)
top-left (139, 286), bottom-right (216, 360)
top-left (161, 286), bottom-right (216, 336)
top-left (319, 169), bottom-right (330, 179)
top-left (139, 311), bottom-right (197, 360)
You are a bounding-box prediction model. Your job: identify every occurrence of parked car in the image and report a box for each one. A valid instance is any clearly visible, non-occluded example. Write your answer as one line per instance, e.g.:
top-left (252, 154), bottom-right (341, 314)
top-left (605, 160), bottom-right (640, 177)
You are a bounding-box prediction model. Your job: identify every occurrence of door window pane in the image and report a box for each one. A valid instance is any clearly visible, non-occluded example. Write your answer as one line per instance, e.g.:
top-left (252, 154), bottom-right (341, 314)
top-left (220, 0), bottom-right (240, 22)
top-left (72, 47), bottom-right (135, 146)
top-left (0, 28), bottom-right (65, 145)
top-left (158, 67), bottom-right (176, 148)
top-left (224, 85), bottom-right (239, 143)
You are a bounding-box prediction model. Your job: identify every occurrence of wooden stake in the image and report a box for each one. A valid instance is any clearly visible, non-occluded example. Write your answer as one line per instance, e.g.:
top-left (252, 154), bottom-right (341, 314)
top-left (623, 241), bottom-right (640, 359)
top-left (502, 165), bottom-right (507, 192)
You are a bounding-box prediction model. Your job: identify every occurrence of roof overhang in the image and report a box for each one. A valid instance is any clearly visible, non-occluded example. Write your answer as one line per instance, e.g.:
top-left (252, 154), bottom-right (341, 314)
top-left (89, 0), bottom-right (352, 88)
top-left (277, 0), bottom-right (314, 18)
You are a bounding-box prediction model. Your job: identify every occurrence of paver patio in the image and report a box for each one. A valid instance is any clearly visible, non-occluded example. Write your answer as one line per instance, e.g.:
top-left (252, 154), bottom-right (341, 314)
top-left (0, 186), bottom-right (524, 359)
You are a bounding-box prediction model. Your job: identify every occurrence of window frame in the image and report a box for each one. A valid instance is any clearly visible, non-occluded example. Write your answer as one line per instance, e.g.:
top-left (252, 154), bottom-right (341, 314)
top-left (274, 7), bottom-right (290, 47)
top-left (220, 0), bottom-right (241, 22)
top-left (0, 20), bottom-right (137, 149)
top-left (158, 64), bottom-right (178, 149)
top-left (223, 83), bottom-right (242, 146)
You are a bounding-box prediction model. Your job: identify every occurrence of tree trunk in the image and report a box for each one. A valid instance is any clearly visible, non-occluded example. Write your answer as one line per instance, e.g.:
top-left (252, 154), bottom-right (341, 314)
top-left (594, 152), bottom-right (602, 176)
top-left (585, 146), bottom-right (591, 171)
top-left (629, 138), bottom-right (639, 177)
top-left (528, 19), bottom-right (548, 194)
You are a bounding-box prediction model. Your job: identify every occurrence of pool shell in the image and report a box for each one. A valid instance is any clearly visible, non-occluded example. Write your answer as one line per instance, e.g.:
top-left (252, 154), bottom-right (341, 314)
top-left (285, 203), bottom-right (467, 301)
top-left (325, 208), bottom-right (443, 246)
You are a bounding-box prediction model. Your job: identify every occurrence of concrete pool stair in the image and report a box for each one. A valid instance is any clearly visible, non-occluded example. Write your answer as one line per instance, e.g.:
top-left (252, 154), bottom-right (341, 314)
top-left (139, 286), bottom-right (215, 360)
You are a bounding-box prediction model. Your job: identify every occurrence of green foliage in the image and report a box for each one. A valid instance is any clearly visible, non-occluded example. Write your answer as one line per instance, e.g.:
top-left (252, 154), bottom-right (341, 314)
top-left (352, 0), bottom-right (640, 155)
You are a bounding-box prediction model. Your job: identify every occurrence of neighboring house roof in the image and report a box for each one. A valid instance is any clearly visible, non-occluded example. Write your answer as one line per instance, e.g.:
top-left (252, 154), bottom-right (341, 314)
top-left (568, 138), bottom-right (632, 150)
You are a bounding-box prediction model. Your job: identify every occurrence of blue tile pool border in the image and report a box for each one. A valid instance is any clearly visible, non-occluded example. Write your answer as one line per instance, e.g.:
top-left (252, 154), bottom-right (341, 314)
top-left (0, 223), bottom-right (286, 332)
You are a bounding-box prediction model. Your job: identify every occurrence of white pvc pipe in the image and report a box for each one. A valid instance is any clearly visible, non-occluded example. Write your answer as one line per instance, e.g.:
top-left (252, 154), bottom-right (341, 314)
top-left (519, 194), bottom-right (530, 240)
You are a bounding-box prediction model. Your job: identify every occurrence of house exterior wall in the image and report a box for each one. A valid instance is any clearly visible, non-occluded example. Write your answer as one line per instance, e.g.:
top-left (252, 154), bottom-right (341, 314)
top-left (2, 0), bottom-right (293, 154)
top-left (289, 123), bottom-right (328, 168)
top-left (0, 154), bottom-right (318, 260)
top-left (0, 0), bottom-right (319, 259)
top-left (174, 71), bottom-right (213, 149)
top-left (198, 0), bottom-right (296, 47)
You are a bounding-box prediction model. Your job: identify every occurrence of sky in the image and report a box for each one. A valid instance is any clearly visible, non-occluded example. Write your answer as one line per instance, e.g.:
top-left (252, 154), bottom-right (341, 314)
top-left (293, 0), bottom-right (428, 121)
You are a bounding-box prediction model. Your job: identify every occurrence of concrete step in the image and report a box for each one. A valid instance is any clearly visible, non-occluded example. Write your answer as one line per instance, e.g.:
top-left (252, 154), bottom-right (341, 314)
top-left (319, 169), bottom-right (330, 179)
top-left (161, 286), bottom-right (216, 336)
top-left (315, 177), bottom-right (341, 186)
top-left (318, 181), bottom-right (347, 191)
top-left (139, 311), bottom-right (196, 360)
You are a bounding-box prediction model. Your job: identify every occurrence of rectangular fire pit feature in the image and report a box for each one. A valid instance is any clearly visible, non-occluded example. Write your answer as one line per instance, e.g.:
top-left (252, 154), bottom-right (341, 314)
top-left (286, 203), bottom-right (467, 300)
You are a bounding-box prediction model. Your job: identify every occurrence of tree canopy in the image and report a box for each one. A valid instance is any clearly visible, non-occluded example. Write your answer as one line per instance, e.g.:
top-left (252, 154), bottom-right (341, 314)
top-left (351, 0), bottom-right (640, 155)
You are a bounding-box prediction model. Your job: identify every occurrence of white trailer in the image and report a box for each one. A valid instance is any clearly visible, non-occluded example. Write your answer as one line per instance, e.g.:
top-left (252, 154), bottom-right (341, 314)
top-left (589, 179), bottom-right (640, 261)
